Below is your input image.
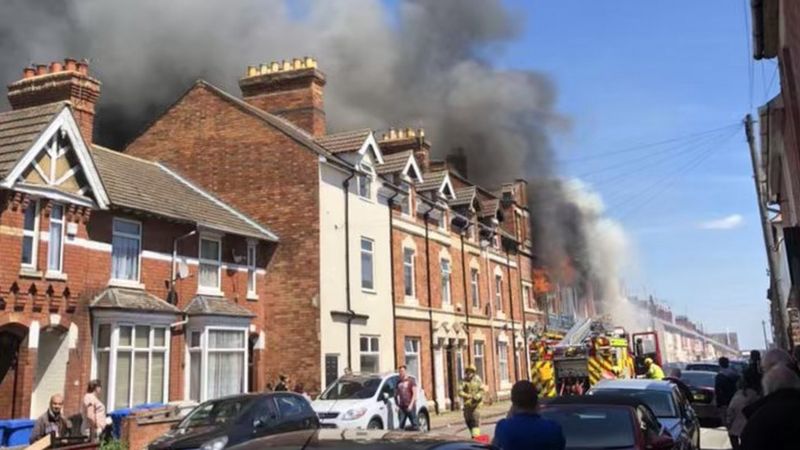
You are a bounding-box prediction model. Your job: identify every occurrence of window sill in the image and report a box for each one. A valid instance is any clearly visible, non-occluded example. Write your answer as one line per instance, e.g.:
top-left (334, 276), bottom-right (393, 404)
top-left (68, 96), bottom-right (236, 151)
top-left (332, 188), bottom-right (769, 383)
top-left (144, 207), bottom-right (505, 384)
top-left (471, 307), bottom-right (483, 315)
top-left (246, 293), bottom-right (259, 301)
top-left (45, 271), bottom-right (68, 281)
top-left (108, 279), bottom-right (145, 290)
top-left (197, 287), bottom-right (224, 297)
top-left (358, 195), bottom-right (374, 203)
top-left (495, 311), bottom-right (506, 320)
top-left (441, 303), bottom-right (454, 312)
top-left (19, 268), bottom-right (43, 279)
top-left (404, 296), bottom-right (419, 306)
top-left (361, 288), bottom-right (377, 295)
top-left (524, 308), bottom-right (544, 315)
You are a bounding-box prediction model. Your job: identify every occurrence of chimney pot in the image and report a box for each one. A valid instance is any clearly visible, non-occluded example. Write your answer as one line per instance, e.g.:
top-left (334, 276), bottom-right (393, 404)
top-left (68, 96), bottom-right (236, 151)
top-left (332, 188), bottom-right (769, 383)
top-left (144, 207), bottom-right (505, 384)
top-left (293, 58), bottom-right (302, 69)
top-left (50, 61), bottom-right (63, 73)
top-left (282, 60), bottom-right (291, 71)
top-left (64, 58), bottom-right (77, 71)
top-left (270, 61), bottom-right (279, 72)
top-left (76, 61), bottom-right (89, 75)
top-left (259, 63), bottom-right (269, 74)
top-left (22, 67), bottom-right (36, 79)
top-left (36, 64), bottom-right (48, 76)
top-left (418, 128), bottom-right (425, 138)
top-left (246, 65), bottom-right (257, 77)
top-left (304, 56), bottom-right (316, 68)
top-left (389, 128), bottom-right (397, 139)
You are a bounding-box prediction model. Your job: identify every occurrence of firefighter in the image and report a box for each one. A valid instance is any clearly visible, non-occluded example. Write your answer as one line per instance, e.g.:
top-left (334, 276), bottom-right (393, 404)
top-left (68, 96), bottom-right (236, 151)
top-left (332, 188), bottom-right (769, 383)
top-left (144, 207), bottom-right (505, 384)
top-left (644, 358), bottom-right (665, 380)
top-left (458, 365), bottom-right (484, 438)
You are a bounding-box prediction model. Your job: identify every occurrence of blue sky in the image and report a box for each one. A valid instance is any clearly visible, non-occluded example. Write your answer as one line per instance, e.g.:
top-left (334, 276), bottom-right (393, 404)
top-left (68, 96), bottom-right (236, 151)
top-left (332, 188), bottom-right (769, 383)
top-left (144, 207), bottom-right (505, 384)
top-left (494, 0), bottom-right (778, 349)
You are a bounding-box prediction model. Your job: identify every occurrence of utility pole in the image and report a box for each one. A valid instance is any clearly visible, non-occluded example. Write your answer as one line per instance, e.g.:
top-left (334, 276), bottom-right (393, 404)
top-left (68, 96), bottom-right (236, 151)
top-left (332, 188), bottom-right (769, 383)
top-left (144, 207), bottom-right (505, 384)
top-left (745, 114), bottom-right (789, 349)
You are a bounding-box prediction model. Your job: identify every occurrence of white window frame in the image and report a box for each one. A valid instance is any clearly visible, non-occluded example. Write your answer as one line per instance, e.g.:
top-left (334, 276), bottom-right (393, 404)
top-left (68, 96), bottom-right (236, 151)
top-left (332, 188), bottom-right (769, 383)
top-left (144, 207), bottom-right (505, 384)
top-left (495, 274), bottom-right (503, 312)
top-left (470, 268), bottom-right (480, 309)
top-left (198, 234), bottom-right (222, 295)
top-left (47, 203), bottom-right (65, 274)
top-left (455, 348), bottom-right (464, 381)
top-left (403, 248), bottom-right (416, 299)
top-left (360, 237), bottom-right (375, 292)
top-left (359, 335), bottom-right (380, 373)
top-left (91, 319), bottom-right (171, 410)
top-left (110, 217), bottom-right (143, 285)
top-left (404, 337), bottom-right (421, 382)
top-left (246, 241), bottom-right (257, 299)
top-left (357, 164), bottom-right (373, 200)
top-left (440, 258), bottom-right (452, 306)
top-left (185, 324), bottom-right (249, 402)
top-left (21, 200), bottom-right (40, 270)
top-left (522, 283), bottom-right (536, 311)
top-left (439, 211), bottom-right (448, 232)
top-left (474, 341), bottom-right (485, 381)
top-left (399, 181), bottom-right (412, 216)
top-left (497, 340), bottom-right (510, 382)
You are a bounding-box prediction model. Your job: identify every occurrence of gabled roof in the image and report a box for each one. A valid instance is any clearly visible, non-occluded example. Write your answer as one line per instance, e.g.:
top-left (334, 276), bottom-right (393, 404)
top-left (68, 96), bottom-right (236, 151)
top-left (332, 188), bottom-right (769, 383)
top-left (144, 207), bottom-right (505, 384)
top-left (91, 145), bottom-right (277, 241)
top-left (450, 186), bottom-right (477, 208)
top-left (315, 129), bottom-right (371, 154)
top-left (90, 287), bottom-right (179, 313)
top-left (479, 198), bottom-right (500, 218)
top-left (375, 150), bottom-right (423, 182)
top-left (417, 170), bottom-right (456, 200)
top-left (0, 102), bottom-right (66, 179)
top-left (184, 295), bottom-right (255, 317)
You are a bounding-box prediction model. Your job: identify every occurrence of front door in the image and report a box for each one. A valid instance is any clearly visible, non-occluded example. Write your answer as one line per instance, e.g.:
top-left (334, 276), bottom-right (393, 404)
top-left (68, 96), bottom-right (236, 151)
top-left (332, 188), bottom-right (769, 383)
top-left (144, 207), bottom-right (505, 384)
top-left (31, 327), bottom-right (69, 418)
top-left (0, 328), bottom-right (25, 419)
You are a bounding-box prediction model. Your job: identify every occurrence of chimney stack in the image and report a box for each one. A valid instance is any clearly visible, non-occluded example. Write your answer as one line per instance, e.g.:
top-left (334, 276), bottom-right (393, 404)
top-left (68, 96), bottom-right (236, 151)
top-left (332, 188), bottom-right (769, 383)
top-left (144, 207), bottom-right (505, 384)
top-left (238, 57), bottom-right (326, 136)
top-left (380, 127), bottom-right (431, 171)
top-left (7, 58), bottom-right (101, 143)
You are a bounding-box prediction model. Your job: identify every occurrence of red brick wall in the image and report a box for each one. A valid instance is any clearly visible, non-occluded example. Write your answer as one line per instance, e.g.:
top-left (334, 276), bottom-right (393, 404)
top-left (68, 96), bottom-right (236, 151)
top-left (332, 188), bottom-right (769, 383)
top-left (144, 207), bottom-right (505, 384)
top-left (780, 0), bottom-right (800, 227)
top-left (125, 84), bottom-right (324, 393)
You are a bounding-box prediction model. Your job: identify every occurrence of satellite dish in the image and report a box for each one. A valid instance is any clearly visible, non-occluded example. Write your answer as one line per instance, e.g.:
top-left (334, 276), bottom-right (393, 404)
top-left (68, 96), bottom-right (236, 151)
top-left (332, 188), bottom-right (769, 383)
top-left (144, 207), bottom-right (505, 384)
top-left (178, 261), bottom-right (190, 279)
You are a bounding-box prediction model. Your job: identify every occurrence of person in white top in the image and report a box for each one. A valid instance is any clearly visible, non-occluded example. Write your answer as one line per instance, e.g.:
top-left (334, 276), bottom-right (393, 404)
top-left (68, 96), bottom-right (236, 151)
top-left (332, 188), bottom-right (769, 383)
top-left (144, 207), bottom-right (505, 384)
top-left (726, 368), bottom-right (761, 449)
top-left (80, 379), bottom-right (108, 441)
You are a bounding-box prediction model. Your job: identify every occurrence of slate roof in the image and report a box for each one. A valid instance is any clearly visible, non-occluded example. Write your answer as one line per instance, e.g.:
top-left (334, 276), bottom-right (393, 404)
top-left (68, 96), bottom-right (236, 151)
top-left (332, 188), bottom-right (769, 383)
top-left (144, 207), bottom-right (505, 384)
top-left (376, 150), bottom-right (413, 175)
top-left (450, 186), bottom-right (477, 207)
top-left (416, 171), bottom-right (448, 192)
top-left (479, 198), bottom-right (500, 218)
top-left (90, 287), bottom-right (179, 313)
top-left (90, 145), bottom-right (277, 241)
top-left (184, 295), bottom-right (255, 317)
top-left (315, 129), bottom-right (371, 154)
top-left (0, 102), bottom-right (66, 179)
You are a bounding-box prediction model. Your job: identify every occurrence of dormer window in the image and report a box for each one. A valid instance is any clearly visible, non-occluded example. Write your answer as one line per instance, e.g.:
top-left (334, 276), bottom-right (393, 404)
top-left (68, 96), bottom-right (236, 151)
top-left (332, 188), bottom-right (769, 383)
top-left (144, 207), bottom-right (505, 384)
top-left (357, 164), bottom-right (373, 199)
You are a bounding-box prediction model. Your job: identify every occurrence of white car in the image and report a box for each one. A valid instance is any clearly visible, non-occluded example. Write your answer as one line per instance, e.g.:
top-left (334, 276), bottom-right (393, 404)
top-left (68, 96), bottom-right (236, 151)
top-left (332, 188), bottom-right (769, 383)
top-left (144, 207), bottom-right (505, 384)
top-left (312, 372), bottom-right (430, 432)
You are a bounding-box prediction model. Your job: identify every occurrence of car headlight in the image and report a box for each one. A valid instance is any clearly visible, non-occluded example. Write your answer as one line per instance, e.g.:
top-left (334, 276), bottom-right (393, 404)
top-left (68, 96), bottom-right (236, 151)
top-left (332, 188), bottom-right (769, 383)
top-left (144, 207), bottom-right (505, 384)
top-left (341, 407), bottom-right (368, 421)
top-left (200, 436), bottom-right (228, 450)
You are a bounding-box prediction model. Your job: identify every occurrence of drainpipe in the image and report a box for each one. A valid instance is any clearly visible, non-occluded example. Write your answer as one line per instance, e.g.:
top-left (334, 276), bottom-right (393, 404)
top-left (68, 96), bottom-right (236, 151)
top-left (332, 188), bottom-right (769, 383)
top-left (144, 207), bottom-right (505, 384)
top-left (505, 247), bottom-right (519, 382)
top-left (459, 223), bottom-right (473, 362)
top-left (422, 203), bottom-right (440, 414)
top-left (343, 172), bottom-right (356, 370)
top-left (482, 235), bottom-right (499, 400)
top-left (516, 251), bottom-right (531, 381)
top-left (387, 190), bottom-right (401, 368)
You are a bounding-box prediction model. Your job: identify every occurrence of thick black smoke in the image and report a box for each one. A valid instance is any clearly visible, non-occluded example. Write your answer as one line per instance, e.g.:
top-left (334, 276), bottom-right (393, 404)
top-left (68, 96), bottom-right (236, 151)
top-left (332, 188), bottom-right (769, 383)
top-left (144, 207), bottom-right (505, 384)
top-left (0, 0), bottom-right (625, 299)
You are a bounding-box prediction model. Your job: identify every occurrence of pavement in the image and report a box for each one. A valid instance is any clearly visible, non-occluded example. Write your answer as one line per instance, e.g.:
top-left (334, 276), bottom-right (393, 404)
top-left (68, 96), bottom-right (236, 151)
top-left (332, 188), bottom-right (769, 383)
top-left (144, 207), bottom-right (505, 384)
top-left (431, 401), bottom-right (733, 449)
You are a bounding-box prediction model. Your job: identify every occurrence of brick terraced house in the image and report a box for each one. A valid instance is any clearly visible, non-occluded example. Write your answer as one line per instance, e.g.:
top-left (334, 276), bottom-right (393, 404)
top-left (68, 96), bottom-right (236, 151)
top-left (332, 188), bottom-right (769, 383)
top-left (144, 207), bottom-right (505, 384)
top-left (125, 57), bottom-right (551, 408)
top-left (0, 61), bottom-right (278, 419)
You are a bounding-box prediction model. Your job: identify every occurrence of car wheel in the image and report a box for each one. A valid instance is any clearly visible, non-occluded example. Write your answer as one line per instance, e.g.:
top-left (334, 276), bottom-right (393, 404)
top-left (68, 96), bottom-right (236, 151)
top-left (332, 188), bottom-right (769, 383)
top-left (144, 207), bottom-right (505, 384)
top-left (367, 418), bottom-right (383, 430)
top-left (417, 410), bottom-right (430, 432)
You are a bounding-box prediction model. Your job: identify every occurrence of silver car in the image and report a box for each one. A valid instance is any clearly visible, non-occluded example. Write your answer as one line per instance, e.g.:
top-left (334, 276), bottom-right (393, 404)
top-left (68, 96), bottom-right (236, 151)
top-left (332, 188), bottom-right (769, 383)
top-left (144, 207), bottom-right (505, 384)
top-left (588, 379), bottom-right (701, 450)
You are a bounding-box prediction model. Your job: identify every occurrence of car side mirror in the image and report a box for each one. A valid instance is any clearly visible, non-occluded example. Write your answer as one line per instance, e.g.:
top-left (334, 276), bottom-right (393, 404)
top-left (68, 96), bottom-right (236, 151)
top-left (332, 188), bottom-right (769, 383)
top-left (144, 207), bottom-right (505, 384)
top-left (381, 392), bottom-right (390, 402)
top-left (253, 416), bottom-right (273, 430)
top-left (647, 435), bottom-right (675, 450)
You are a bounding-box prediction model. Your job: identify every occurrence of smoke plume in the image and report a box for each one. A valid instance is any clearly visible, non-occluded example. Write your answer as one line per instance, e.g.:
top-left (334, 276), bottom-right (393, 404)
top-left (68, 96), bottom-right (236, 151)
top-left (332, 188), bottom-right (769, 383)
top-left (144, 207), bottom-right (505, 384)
top-left (0, 0), bottom-right (627, 305)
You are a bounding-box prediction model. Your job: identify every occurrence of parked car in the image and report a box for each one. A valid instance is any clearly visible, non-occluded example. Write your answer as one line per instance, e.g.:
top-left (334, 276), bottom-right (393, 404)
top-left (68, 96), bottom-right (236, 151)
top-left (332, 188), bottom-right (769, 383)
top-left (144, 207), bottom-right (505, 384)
top-left (540, 395), bottom-right (676, 450)
top-left (228, 429), bottom-right (491, 450)
top-left (147, 392), bottom-right (319, 450)
top-left (679, 370), bottom-right (719, 426)
top-left (588, 379), bottom-right (700, 450)
top-left (685, 362), bottom-right (720, 373)
top-left (312, 372), bottom-right (431, 432)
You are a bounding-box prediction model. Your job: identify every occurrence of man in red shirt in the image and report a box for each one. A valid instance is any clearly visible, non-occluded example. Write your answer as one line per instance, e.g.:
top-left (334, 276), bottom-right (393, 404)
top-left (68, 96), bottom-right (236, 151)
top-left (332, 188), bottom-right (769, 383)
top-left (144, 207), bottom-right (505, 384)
top-left (396, 365), bottom-right (418, 430)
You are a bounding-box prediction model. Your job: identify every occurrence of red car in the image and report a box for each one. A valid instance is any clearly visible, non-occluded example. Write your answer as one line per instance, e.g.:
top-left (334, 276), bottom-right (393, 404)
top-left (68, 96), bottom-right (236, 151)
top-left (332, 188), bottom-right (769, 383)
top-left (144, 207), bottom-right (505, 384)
top-left (541, 396), bottom-right (676, 450)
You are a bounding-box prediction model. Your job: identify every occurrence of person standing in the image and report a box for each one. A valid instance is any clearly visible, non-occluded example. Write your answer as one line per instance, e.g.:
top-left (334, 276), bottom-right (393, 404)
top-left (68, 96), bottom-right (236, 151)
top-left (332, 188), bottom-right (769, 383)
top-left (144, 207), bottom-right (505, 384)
top-left (395, 365), bottom-right (418, 430)
top-left (493, 380), bottom-right (565, 450)
top-left (726, 368), bottom-right (761, 449)
top-left (274, 375), bottom-right (289, 392)
top-left (458, 365), bottom-right (484, 438)
top-left (293, 383), bottom-right (312, 401)
top-left (80, 380), bottom-right (107, 442)
top-left (715, 357), bottom-right (740, 424)
top-left (30, 394), bottom-right (71, 443)
top-left (644, 358), bottom-right (664, 380)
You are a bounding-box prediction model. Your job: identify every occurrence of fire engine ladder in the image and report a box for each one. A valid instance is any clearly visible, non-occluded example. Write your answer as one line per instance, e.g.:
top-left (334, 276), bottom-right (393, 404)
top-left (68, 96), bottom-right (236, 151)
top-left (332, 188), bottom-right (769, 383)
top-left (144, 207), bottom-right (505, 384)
top-left (556, 317), bottom-right (593, 349)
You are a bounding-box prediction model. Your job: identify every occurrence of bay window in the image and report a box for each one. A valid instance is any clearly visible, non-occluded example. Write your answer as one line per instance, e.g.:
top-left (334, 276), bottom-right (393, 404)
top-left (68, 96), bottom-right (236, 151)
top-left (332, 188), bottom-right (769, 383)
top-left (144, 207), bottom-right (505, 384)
top-left (21, 201), bottom-right (39, 269)
top-left (47, 204), bottom-right (64, 272)
top-left (111, 218), bottom-right (141, 282)
top-left (187, 327), bottom-right (248, 402)
top-left (93, 322), bottom-right (169, 410)
top-left (199, 236), bottom-right (221, 292)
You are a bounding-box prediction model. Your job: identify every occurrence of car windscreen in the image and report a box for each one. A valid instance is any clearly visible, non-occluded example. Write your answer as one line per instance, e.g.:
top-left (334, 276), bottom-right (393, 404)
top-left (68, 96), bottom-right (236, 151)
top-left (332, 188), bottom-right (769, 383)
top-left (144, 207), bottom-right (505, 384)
top-left (319, 377), bottom-right (382, 400)
top-left (541, 406), bottom-right (635, 449)
top-left (591, 389), bottom-right (677, 418)
top-left (680, 371), bottom-right (716, 388)
top-left (686, 364), bottom-right (720, 373)
top-left (178, 396), bottom-right (255, 429)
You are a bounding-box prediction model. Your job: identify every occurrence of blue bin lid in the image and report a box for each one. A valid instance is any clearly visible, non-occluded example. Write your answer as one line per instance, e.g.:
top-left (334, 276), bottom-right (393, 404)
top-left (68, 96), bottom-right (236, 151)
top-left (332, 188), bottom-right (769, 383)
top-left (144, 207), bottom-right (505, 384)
top-left (4, 419), bottom-right (34, 429)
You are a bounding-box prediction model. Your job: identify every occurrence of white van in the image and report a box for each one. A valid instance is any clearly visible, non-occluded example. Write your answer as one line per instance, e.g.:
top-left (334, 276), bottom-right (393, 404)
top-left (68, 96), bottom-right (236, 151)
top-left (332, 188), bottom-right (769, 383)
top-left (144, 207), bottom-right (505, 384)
top-left (312, 372), bottom-right (430, 431)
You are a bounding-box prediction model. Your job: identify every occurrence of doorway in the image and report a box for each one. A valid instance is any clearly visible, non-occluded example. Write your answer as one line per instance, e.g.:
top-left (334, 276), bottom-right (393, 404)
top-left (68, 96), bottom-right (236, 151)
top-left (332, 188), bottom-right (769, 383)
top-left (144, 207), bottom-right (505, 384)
top-left (31, 327), bottom-right (69, 418)
top-left (0, 325), bottom-right (27, 419)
